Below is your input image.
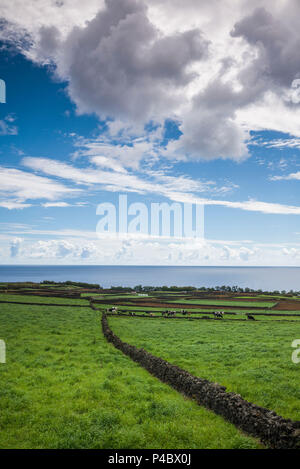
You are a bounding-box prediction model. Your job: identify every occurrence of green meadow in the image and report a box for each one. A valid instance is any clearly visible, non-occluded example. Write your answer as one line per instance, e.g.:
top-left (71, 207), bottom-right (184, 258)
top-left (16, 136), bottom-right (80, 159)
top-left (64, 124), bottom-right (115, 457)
top-left (166, 299), bottom-right (276, 308)
top-left (110, 316), bottom-right (300, 421)
top-left (0, 301), bottom-right (261, 449)
top-left (0, 293), bottom-right (89, 306)
top-left (95, 303), bottom-right (300, 319)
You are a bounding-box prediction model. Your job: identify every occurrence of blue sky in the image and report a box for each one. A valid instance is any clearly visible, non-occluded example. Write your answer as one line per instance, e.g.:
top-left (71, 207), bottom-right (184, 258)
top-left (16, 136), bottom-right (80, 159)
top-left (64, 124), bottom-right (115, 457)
top-left (0, 0), bottom-right (300, 265)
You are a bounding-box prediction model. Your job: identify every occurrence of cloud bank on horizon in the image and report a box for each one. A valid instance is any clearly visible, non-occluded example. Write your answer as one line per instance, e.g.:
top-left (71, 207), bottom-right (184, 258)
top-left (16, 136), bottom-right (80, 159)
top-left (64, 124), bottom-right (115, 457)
top-left (0, 0), bottom-right (300, 266)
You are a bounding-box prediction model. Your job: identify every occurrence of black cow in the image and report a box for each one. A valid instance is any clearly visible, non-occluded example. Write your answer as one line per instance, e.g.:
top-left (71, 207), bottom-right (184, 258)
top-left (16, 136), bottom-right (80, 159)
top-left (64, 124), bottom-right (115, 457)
top-left (168, 311), bottom-right (176, 317)
top-left (214, 311), bottom-right (224, 319)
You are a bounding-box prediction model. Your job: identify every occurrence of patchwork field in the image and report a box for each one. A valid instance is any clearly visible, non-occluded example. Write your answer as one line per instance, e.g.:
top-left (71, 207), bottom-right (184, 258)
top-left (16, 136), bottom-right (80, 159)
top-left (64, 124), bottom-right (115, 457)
top-left (1, 283), bottom-right (300, 449)
top-left (161, 299), bottom-right (277, 308)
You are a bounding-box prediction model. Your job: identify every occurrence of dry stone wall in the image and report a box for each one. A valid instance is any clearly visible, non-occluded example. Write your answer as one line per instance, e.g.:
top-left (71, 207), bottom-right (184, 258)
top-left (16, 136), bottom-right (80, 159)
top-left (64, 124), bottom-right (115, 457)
top-left (102, 313), bottom-right (300, 449)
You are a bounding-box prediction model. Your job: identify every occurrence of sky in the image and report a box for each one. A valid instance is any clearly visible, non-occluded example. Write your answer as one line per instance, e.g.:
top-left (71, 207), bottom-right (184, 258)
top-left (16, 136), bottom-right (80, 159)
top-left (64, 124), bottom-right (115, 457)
top-left (0, 0), bottom-right (300, 266)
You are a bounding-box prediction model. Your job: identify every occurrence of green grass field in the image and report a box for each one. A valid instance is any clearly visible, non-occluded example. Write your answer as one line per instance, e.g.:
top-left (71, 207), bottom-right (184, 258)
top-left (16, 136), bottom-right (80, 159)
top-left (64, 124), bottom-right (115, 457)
top-left (1, 286), bottom-right (299, 449)
top-left (0, 293), bottom-right (89, 305)
top-left (166, 299), bottom-right (276, 308)
top-left (95, 303), bottom-right (300, 319)
top-left (109, 317), bottom-right (300, 421)
top-left (0, 301), bottom-right (261, 449)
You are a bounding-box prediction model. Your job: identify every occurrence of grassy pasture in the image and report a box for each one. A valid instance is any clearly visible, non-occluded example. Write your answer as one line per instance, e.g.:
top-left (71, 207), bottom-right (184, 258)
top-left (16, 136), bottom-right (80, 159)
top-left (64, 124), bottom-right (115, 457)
top-left (0, 293), bottom-right (89, 306)
top-left (80, 294), bottom-right (144, 300)
top-left (165, 299), bottom-right (276, 308)
top-left (0, 302), bottom-right (261, 449)
top-left (110, 317), bottom-right (300, 421)
top-left (81, 293), bottom-right (104, 298)
top-left (94, 302), bottom-right (300, 319)
top-left (99, 294), bottom-right (143, 299)
top-left (110, 313), bottom-right (300, 322)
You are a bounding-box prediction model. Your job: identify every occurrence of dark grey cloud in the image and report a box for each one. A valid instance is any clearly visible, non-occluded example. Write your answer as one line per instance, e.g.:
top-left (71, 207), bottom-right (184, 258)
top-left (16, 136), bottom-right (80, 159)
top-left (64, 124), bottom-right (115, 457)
top-left (163, 75), bottom-right (253, 161)
top-left (53, 0), bottom-right (209, 121)
top-left (231, 7), bottom-right (300, 88)
top-left (167, 93), bottom-right (249, 161)
top-left (38, 25), bottom-right (61, 57)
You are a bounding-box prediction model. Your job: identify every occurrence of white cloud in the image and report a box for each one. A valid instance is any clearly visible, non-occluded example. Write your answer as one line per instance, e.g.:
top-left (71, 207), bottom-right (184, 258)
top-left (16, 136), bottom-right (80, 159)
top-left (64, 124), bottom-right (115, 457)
top-left (264, 138), bottom-right (300, 149)
top-left (2, 232), bottom-right (300, 266)
top-left (90, 156), bottom-right (128, 174)
top-left (2, 227), bottom-right (99, 240)
top-left (0, 167), bottom-right (80, 207)
top-left (22, 156), bottom-right (300, 215)
top-left (41, 201), bottom-right (88, 208)
top-left (0, 0), bottom-right (102, 47)
top-left (76, 135), bottom-right (157, 171)
top-left (236, 91), bottom-right (300, 138)
top-left (282, 247), bottom-right (300, 258)
top-left (271, 172), bottom-right (300, 181)
top-left (28, 240), bottom-right (76, 259)
top-left (203, 199), bottom-right (300, 215)
top-left (0, 200), bottom-right (32, 210)
top-left (42, 202), bottom-right (71, 208)
top-left (0, 115), bottom-right (18, 135)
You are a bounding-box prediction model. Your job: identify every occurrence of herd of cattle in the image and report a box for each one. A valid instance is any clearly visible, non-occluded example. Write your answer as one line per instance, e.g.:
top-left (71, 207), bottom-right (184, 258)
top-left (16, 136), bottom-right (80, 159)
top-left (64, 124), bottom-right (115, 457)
top-left (106, 307), bottom-right (256, 320)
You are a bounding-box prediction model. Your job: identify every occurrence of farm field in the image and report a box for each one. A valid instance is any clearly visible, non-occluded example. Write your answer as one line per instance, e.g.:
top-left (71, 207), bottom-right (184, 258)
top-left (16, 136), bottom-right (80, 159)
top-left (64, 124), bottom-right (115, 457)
top-left (0, 299), bottom-right (261, 449)
top-left (1, 283), bottom-right (300, 449)
top-left (100, 304), bottom-right (300, 320)
top-left (109, 317), bottom-right (300, 421)
top-left (93, 302), bottom-right (300, 319)
top-left (0, 293), bottom-right (89, 306)
top-left (92, 297), bottom-right (285, 311)
top-left (165, 299), bottom-right (277, 308)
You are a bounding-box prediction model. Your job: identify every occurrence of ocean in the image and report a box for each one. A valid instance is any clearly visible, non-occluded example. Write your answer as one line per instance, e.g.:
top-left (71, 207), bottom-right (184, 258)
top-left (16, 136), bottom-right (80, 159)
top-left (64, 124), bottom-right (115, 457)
top-left (0, 265), bottom-right (299, 291)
